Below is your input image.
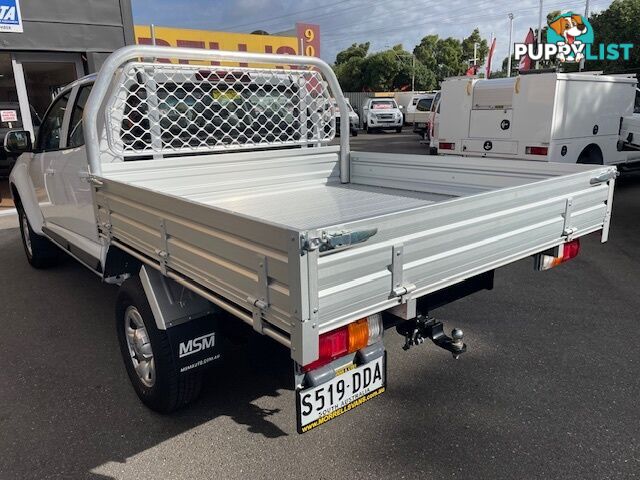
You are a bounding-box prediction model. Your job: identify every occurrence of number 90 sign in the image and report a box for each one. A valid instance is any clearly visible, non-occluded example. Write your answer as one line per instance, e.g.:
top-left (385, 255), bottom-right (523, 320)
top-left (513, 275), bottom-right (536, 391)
top-left (297, 23), bottom-right (320, 57)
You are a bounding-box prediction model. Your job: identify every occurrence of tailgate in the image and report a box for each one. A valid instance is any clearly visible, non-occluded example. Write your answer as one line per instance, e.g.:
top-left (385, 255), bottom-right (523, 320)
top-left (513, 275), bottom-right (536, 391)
top-left (311, 152), bottom-right (616, 333)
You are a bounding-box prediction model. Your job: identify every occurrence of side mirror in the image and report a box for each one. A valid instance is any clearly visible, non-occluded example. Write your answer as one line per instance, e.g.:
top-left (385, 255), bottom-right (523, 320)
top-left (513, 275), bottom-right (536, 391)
top-left (4, 130), bottom-right (32, 154)
top-left (399, 105), bottom-right (404, 110)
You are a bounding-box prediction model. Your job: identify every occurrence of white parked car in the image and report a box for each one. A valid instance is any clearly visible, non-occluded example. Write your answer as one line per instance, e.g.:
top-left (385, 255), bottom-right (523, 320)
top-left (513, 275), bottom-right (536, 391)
top-left (361, 98), bottom-right (403, 133)
top-left (334, 98), bottom-right (359, 136)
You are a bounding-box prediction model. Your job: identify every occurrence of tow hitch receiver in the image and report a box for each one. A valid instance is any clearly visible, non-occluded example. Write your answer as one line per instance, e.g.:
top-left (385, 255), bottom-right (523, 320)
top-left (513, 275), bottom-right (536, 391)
top-left (396, 316), bottom-right (467, 359)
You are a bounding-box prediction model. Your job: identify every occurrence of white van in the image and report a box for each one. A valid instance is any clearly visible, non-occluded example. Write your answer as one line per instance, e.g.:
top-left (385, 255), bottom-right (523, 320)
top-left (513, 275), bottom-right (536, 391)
top-left (362, 97), bottom-right (403, 133)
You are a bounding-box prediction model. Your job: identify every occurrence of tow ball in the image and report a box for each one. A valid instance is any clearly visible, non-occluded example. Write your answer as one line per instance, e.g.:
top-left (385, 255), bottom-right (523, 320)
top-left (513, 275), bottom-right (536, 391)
top-left (396, 316), bottom-right (467, 359)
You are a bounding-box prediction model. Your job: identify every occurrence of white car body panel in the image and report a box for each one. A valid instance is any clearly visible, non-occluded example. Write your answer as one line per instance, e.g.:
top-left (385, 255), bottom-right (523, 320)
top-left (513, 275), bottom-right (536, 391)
top-left (434, 72), bottom-right (639, 165)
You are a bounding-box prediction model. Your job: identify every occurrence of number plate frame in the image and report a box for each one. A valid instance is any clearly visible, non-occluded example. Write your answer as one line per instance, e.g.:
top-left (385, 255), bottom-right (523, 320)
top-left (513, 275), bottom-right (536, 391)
top-left (296, 352), bottom-right (386, 434)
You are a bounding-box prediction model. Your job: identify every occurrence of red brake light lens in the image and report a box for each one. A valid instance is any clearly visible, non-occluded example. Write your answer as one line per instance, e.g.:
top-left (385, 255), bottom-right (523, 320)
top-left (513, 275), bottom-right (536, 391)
top-left (439, 142), bottom-right (455, 150)
top-left (536, 239), bottom-right (581, 271)
top-left (562, 239), bottom-right (581, 261)
top-left (302, 314), bottom-right (384, 372)
top-left (526, 146), bottom-right (549, 156)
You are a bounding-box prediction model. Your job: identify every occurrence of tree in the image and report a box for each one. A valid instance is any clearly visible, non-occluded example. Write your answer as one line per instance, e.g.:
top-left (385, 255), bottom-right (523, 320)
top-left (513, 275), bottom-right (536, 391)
top-left (588, 0), bottom-right (640, 72)
top-left (462, 29), bottom-right (489, 68)
top-left (333, 43), bottom-right (436, 91)
top-left (335, 42), bottom-right (370, 65)
top-left (360, 50), bottom-right (401, 91)
top-left (414, 35), bottom-right (465, 82)
top-left (333, 56), bottom-right (366, 91)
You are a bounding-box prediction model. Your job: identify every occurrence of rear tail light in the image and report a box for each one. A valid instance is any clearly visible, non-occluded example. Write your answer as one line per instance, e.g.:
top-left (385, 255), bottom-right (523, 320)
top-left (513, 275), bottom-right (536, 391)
top-left (439, 142), bottom-right (455, 150)
top-left (526, 146), bottom-right (549, 156)
top-left (535, 239), bottom-right (581, 271)
top-left (303, 314), bottom-right (384, 372)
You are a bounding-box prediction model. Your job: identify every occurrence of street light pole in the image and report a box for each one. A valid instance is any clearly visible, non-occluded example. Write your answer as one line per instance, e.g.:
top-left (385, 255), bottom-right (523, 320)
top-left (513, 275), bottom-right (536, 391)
top-left (412, 54), bottom-right (415, 91)
top-left (579, 0), bottom-right (590, 71)
top-left (507, 13), bottom-right (514, 77)
top-left (536, 0), bottom-right (543, 69)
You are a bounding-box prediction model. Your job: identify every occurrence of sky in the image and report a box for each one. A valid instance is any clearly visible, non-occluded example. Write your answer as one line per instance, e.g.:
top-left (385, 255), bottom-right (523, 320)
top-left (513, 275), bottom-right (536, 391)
top-left (131, 0), bottom-right (614, 70)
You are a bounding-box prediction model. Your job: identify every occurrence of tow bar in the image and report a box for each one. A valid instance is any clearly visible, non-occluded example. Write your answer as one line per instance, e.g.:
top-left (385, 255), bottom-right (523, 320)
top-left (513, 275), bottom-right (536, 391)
top-left (396, 316), bottom-right (467, 359)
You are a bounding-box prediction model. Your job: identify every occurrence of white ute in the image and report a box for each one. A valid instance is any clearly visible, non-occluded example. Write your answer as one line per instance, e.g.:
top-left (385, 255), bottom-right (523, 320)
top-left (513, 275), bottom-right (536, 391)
top-left (8, 46), bottom-right (617, 433)
top-left (361, 97), bottom-right (403, 133)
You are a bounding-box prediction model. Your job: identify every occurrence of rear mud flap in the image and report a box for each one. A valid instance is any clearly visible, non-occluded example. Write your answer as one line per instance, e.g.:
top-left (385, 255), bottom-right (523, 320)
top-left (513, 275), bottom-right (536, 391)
top-left (166, 314), bottom-right (222, 374)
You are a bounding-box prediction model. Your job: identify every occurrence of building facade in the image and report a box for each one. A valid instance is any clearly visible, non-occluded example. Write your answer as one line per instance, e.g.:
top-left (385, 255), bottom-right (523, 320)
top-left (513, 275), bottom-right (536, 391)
top-left (0, 0), bottom-right (134, 138)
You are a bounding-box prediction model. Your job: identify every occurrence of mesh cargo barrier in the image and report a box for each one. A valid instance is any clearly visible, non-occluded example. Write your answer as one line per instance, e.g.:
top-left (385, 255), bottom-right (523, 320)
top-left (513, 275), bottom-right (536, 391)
top-left (104, 62), bottom-right (336, 157)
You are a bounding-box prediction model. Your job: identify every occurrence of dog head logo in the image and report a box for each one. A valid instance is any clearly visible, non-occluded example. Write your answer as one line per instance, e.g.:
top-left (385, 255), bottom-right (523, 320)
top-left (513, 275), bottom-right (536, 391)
top-left (547, 12), bottom-right (594, 62)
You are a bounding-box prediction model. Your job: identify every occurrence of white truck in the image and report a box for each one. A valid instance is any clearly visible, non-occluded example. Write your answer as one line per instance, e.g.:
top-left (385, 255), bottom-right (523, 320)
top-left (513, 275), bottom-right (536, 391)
top-left (7, 46), bottom-right (617, 434)
top-left (433, 71), bottom-right (640, 168)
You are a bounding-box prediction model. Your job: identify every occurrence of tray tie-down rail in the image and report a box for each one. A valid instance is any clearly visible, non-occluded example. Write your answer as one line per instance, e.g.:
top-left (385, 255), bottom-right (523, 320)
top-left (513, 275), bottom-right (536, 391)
top-left (396, 315), bottom-right (467, 359)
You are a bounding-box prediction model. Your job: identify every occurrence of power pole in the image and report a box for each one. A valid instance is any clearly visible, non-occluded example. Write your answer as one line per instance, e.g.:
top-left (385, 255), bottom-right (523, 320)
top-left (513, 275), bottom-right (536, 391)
top-left (507, 13), bottom-right (514, 77)
top-left (579, 0), bottom-right (590, 71)
top-left (536, 0), bottom-right (543, 69)
top-left (412, 54), bottom-right (416, 91)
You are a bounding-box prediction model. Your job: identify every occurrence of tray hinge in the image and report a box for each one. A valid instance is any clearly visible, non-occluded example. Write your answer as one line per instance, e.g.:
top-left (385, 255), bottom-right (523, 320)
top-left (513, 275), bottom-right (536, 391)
top-left (390, 244), bottom-right (416, 301)
top-left (155, 219), bottom-right (170, 275)
top-left (247, 256), bottom-right (269, 334)
top-left (562, 197), bottom-right (577, 240)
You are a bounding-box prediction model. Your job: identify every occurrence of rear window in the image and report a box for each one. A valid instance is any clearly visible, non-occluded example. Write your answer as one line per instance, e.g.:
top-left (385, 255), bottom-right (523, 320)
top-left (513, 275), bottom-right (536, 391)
top-left (371, 100), bottom-right (396, 109)
top-left (416, 98), bottom-right (433, 112)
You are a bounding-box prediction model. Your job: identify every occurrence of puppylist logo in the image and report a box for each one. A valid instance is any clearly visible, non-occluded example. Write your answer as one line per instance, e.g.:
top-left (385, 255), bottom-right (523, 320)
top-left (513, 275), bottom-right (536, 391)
top-left (514, 11), bottom-right (634, 63)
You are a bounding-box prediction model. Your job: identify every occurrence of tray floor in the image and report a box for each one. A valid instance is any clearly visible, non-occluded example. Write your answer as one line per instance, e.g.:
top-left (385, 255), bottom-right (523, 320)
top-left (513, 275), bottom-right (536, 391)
top-left (198, 181), bottom-right (454, 229)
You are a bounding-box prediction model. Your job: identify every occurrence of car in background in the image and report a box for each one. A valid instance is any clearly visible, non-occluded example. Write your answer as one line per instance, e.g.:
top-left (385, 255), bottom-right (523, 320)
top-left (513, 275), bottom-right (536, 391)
top-left (427, 91), bottom-right (441, 155)
top-left (0, 103), bottom-right (40, 177)
top-left (405, 93), bottom-right (433, 125)
top-left (411, 94), bottom-right (437, 138)
top-left (335, 98), bottom-right (359, 136)
top-left (361, 98), bottom-right (403, 134)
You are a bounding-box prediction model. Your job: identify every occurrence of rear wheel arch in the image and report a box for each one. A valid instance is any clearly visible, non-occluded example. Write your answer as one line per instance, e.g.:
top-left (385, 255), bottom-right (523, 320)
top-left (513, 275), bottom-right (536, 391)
top-left (577, 144), bottom-right (604, 165)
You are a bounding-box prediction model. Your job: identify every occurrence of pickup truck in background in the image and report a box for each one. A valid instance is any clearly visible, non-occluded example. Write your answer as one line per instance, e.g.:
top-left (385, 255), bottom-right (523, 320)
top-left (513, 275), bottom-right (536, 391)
top-left (409, 93), bottom-right (436, 139)
top-left (433, 72), bottom-right (640, 168)
top-left (361, 97), bottom-right (403, 133)
top-left (8, 46), bottom-right (618, 434)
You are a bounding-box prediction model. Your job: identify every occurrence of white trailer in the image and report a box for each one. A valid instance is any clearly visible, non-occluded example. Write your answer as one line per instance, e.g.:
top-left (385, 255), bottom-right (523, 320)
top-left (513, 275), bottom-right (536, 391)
top-left (434, 72), bottom-right (640, 166)
top-left (7, 47), bottom-right (617, 434)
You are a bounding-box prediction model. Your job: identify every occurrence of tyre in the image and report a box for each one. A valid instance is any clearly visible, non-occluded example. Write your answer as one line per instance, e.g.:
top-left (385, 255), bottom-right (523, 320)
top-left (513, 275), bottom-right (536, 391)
top-left (396, 127), bottom-right (402, 133)
top-left (352, 129), bottom-right (358, 137)
top-left (17, 204), bottom-right (61, 269)
top-left (116, 277), bottom-right (203, 413)
top-left (429, 147), bottom-right (438, 155)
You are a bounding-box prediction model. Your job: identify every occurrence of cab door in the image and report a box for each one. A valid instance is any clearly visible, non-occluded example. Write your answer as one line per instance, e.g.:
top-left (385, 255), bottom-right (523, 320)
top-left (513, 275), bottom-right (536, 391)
top-left (30, 89), bottom-right (73, 225)
top-left (54, 82), bottom-right (99, 242)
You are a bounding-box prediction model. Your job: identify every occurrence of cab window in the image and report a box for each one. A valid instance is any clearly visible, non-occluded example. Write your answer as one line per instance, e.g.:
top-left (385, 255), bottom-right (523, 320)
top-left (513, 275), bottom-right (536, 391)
top-left (416, 98), bottom-right (433, 112)
top-left (37, 92), bottom-right (71, 152)
top-left (68, 85), bottom-right (93, 148)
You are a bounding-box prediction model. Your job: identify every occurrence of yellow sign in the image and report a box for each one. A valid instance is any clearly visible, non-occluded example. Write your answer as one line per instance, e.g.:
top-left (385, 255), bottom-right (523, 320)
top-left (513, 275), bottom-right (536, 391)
top-left (135, 25), bottom-right (301, 67)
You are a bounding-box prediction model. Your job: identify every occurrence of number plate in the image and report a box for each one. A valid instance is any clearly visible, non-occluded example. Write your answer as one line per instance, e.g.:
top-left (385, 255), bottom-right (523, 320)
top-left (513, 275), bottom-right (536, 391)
top-left (296, 354), bottom-right (386, 433)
